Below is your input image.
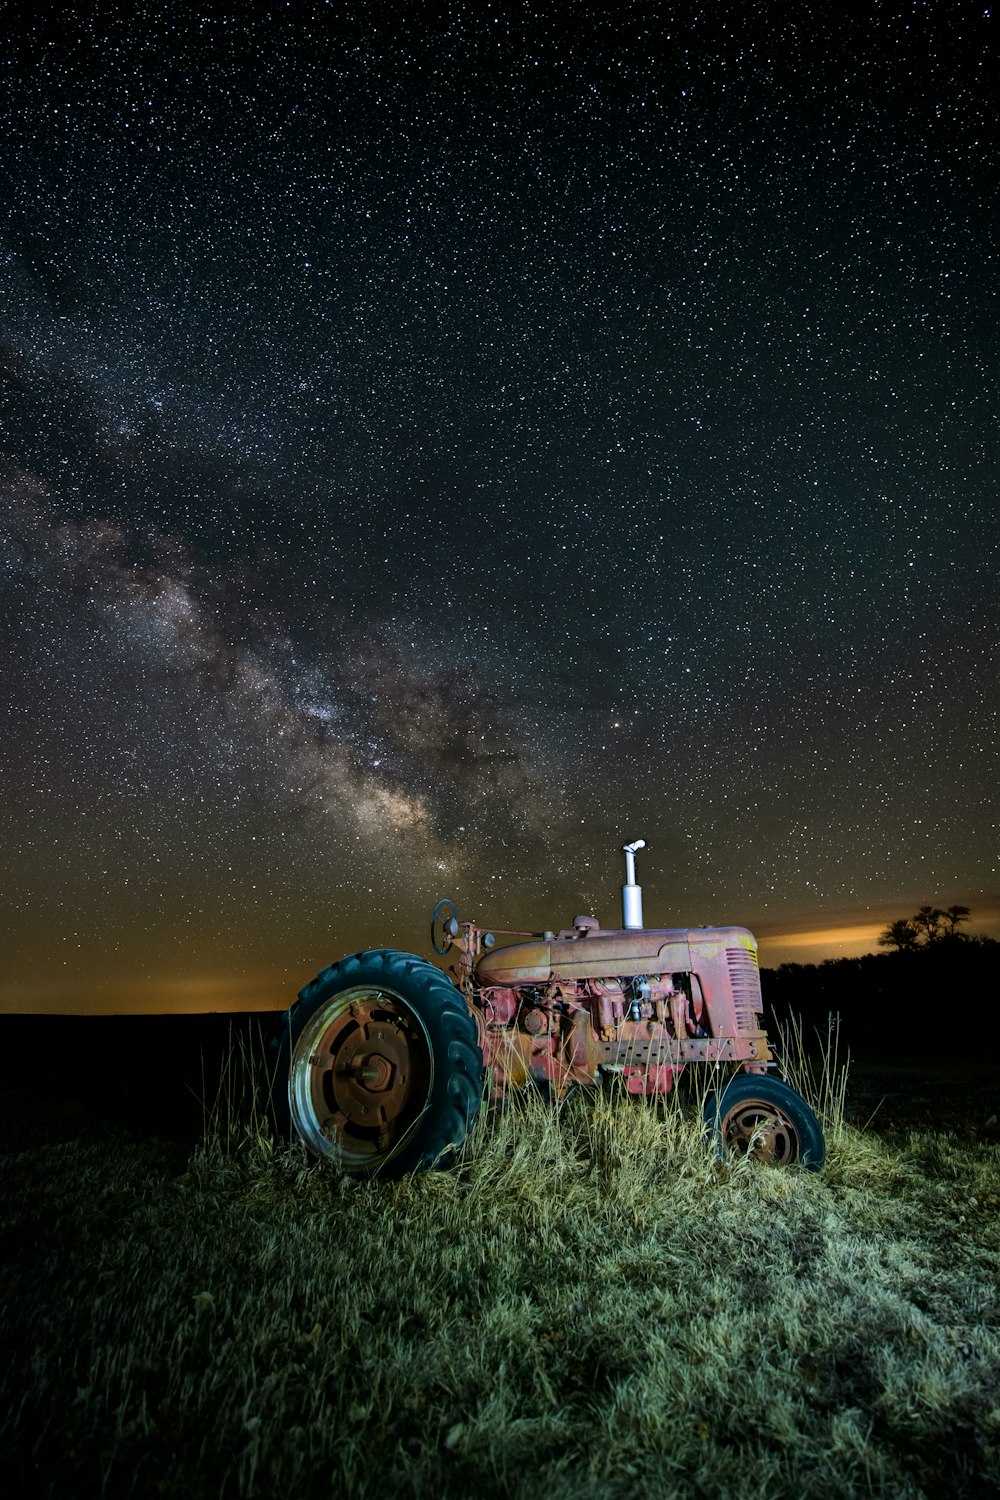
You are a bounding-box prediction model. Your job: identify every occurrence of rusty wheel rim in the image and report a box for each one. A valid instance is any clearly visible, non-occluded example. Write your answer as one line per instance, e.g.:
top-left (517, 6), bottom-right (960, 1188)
top-left (289, 986), bottom-right (433, 1169)
top-left (720, 1098), bottom-right (801, 1166)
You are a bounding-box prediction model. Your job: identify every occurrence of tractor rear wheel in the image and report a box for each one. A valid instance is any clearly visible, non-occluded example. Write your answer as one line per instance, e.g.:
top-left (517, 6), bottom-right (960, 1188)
top-left (704, 1074), bottom-right (825, 1170)
top-left (271, 949), bottom-right (483, 1177)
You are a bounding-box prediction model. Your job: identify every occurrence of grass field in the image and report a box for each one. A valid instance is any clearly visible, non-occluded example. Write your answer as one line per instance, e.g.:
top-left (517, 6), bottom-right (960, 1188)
top-left (1, 1033), bottom-right (998, 1499)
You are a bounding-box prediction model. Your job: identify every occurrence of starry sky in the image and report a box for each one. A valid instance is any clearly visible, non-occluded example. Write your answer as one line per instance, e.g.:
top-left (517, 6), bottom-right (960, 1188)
top-left (1, 4), bottom-right (997, 1013)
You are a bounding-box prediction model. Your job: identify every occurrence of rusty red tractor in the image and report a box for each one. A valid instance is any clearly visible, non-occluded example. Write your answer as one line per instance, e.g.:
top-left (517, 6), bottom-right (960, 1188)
top-left (272, 842), bottom-right (825, 1175)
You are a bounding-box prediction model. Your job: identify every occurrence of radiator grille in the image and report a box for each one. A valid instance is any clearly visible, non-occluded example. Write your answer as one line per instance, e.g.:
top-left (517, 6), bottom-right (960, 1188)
top-left (726, 945), bottom-right (763, 1034)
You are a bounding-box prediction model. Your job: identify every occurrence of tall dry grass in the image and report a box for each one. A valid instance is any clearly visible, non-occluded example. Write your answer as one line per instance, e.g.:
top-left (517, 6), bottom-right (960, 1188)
top-left (773, 1011), bottom-right (850, 1146)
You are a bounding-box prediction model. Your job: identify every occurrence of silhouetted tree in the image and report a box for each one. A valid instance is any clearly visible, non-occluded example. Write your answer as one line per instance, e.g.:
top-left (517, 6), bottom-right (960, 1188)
top-left (913, 905), bottom-right (945, 943)
top-left (878, 918), bottom-right (920, 951)
top-left (942, 904), bottom-right (971, 937)
top-left (878, 904), bottom-right (974, 949)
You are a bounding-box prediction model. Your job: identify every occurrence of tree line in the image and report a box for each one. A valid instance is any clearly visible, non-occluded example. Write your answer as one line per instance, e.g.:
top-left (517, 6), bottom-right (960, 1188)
top-left (877, 903), bottom-right (971, 950)
top-left (761, 914), bottom-right (997, 1057)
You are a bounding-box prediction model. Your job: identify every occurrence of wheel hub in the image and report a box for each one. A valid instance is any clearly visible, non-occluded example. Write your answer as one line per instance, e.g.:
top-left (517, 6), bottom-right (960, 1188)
top-left (353, 1052), bottom-right (393, 1091)
top-left (325, 1015), bottom-right (414, 1126)
top-left (289, 988), bottom-right (433, 1167)
top-left (723, 1102), bottom-right (798, 1165)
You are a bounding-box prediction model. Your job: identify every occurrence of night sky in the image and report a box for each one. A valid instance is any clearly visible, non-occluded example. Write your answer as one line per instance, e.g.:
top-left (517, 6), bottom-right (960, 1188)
top-left (1, 5), bottom-right (997, 1013)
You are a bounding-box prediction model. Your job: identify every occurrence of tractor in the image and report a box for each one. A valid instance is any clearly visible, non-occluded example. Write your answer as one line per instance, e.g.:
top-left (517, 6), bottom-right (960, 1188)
top-left (271, 842), bottom-right (825, 1175)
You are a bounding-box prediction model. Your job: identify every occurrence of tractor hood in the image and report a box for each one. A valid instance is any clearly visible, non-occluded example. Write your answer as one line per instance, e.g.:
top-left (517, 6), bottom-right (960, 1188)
top-left (475, 925), bottom-right (757, 985)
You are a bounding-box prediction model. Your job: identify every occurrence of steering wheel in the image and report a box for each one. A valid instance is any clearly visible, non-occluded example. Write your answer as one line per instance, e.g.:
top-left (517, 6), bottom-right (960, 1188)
top-left (431, 897), bottom-right (459, 956)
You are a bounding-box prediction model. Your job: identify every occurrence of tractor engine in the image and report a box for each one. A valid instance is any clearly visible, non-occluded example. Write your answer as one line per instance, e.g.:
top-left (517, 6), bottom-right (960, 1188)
top-left (448, 843), bottom-right (773, 1099)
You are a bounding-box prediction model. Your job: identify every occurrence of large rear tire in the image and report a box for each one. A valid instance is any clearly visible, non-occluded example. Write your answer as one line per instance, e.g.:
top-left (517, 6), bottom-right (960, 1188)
top-left (271, 949), bottom-right (483, 1177)
top-left (704, 1074), bottom-right (826, 1170)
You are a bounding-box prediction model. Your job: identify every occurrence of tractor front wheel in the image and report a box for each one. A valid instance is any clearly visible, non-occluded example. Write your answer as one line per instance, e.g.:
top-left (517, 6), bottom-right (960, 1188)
top-left (704, 1074), bottom-right (825, 1170)
top-left (271, 949), bottom-right (483, 1176)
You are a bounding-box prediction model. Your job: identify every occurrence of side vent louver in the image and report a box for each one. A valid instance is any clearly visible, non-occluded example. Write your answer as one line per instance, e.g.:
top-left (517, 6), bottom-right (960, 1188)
top-left (726, 945), bottom-right (763, 1035)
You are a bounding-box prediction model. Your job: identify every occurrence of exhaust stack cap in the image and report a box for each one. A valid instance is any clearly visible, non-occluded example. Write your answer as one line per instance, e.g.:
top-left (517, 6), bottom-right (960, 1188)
top-left (621, 839), bottom-right (645, 929)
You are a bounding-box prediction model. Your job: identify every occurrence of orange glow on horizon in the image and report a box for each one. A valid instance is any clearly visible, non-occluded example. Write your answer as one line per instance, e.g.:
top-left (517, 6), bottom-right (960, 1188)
top-left (757, 902), bottom-right (1000, 968)
top-left (756, 924), bottom-right (884, 968)
top-left (3, 903), bottom-right (998, 1012)
top-left (0, 972), bottom-right (294, 1017)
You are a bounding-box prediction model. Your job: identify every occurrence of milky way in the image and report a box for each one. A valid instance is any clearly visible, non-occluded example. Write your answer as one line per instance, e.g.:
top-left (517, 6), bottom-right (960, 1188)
top-left (1, 6), bottom-right (997, 1009)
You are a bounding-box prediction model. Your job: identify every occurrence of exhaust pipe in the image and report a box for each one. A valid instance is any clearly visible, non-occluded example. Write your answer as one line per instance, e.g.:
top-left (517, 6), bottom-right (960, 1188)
top-left (621, 839), bottom-right (645, 929)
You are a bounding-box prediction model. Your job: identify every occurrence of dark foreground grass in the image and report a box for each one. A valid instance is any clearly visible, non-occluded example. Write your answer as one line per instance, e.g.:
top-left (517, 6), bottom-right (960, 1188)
top-left (1, 1051), bottom-right (998, 1500)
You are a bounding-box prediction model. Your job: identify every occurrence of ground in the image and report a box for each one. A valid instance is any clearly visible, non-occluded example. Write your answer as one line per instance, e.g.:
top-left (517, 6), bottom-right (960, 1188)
top-left (1, 1015), bottom-right (998, 1499)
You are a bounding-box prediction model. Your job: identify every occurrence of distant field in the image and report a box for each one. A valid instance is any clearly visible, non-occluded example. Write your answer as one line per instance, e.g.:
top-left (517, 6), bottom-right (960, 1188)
top-left (1, 1017), bottom-right (998, 1499)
